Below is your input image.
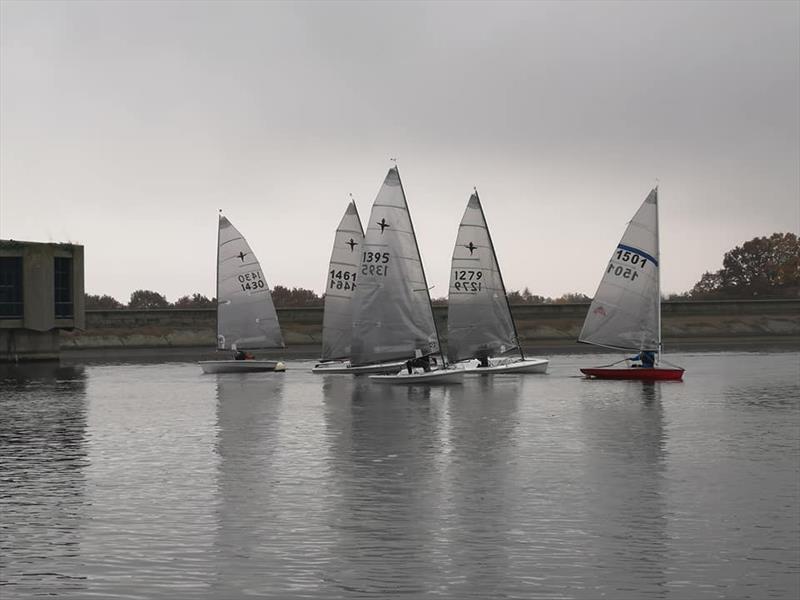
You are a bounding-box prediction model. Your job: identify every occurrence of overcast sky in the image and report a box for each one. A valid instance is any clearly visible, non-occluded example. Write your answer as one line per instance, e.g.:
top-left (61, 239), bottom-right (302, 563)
top-left (1, 0), bottom-right (798, 301)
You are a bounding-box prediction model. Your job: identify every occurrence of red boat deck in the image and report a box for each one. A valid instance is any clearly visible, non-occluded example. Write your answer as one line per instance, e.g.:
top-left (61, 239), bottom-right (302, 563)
top-left (580, 367), bottom-right (684, 381)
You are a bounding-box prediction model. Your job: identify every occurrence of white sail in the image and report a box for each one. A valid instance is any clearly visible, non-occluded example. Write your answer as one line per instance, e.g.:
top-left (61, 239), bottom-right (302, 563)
top-left (216, 215), bottom-right (284, 350)
top-left (578, 188), bottom-right (660, 352)
top-left (447, 191), bottom-right (519, 363)
top-left (350, 167), bottom-right (440, 366)
top-left (321, 201), bottom-right (364, 361)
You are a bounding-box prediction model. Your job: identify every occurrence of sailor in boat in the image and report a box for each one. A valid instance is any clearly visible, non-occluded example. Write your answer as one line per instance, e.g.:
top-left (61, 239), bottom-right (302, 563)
top-left (406, 354), bottom-right (433, 374)
top-left (476, 353), bottom-right (490, 369)
top-left (233, 349), bottom-right (255, 361)
top-left (629, 350), bottom-right (656, 368)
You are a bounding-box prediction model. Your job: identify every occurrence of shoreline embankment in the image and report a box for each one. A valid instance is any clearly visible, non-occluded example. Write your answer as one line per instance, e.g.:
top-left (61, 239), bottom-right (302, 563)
top-left (60, 299), bottom-right (800, 359)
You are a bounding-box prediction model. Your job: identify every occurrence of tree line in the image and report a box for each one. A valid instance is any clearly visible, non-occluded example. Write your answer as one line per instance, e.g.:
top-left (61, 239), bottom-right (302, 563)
top-left (84, 286), bottom-right (325, 310)
top-left (86, 232), bottom-right (798, 309)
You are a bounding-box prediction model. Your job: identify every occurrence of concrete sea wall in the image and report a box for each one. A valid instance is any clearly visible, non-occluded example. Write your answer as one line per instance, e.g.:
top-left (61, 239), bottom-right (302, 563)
top-left (60, 299), bottom-right (800, 350)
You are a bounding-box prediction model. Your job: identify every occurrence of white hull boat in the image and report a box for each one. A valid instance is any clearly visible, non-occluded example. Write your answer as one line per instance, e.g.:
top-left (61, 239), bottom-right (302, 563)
top-left (457, 357), bottom-right (549, 374)
top-left (199, 360), bottom-right (285, 374)
top-left (370, 368), bottom-right (465, 384)
top-left (446, 190), bottom-right (550, 375)
top-left (312, 360), bottom-right (407, 375)
top-left (348, 166), bottom-right (451, 385)
top-left (314, 200), bottom-right (366, 374)
top-left (198, 214), bottom-right (285, 374)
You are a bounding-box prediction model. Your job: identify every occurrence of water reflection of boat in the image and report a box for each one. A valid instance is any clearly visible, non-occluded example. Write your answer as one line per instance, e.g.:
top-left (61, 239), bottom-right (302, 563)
top-left (211, 373), bottom-right (286, 595)
top-left (577, 381), bottom-right (669, 594)
top-left (316, 378), bottom-right (449, 594)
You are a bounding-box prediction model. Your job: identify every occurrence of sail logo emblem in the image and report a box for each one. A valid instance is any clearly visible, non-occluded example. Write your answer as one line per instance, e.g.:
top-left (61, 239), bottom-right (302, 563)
top-left (464, 242), bottom-right (477, 255)
top-left (593, 306), bottom-right (607, 317)
top-left (377, 218), bottom-right (390, 233)
top-left (237, 251), bottom-right (248, 262)
top-left (346, 238), bottom-right (358, 251)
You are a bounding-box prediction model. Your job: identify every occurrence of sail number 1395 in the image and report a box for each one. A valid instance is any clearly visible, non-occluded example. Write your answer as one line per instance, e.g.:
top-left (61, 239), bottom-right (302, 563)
top-left (361, 251), bottom-right (390, 277)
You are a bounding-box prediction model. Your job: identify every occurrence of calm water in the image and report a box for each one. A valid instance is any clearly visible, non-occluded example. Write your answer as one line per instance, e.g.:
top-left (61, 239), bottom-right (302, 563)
top-left (1, 351), bottom-right (798, 599)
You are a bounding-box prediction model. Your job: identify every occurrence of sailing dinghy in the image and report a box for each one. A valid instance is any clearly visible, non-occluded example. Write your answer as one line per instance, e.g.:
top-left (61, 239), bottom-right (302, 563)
top-left (349, 167), bottom-right (464, 384)
top-left (578, 187), bottom-right (684, 381)
top-left (312, 200), bottom-right (405, 375)
top-left (447, 190), bottom-right (549, 375)
top-left (199, 214), bottom-right (285, 374)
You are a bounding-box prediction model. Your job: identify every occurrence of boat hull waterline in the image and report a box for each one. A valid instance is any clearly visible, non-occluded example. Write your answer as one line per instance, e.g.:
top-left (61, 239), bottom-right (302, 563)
top-left (312, 360), bottom-right (407, 375)
top-left (457, 357), bottom-right (549, 375)
top-left (199, 360), bottom-right (285, 374)
top-left (370, 369), bottom-right (465, 384)
top-left (580, 367), bottom-right (684, 381)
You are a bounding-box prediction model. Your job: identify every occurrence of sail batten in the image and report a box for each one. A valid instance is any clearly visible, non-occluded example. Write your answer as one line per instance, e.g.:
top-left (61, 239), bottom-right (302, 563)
top-left (447, 191), bottom-right (519, 363)
top-left (216, 216), bottom-right (284, 351)
top-left (578, 188), bottom-right (660, 352)
top-left (320, 201), bottom-right (364, 361)
top-left (349, 167), bottom-right (440, 366)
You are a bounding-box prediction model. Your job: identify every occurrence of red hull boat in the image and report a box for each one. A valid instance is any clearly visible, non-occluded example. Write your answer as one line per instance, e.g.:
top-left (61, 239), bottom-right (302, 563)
top-left (580, 367), bottom-right (684, 381)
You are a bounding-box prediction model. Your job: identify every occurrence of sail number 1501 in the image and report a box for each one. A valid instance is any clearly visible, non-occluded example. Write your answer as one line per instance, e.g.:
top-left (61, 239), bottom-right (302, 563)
top-left (607, 248), bottom-right (650, 281)
top-left (615, 249), bottom-right (648, 268)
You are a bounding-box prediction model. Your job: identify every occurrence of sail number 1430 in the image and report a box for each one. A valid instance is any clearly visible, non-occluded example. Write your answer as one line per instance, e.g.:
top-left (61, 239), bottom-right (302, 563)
top-left (238, 271), bottom-right (266, 292)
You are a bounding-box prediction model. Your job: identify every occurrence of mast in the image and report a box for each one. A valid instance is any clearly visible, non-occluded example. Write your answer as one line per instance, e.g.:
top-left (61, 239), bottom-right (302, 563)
top-left (350, 193), bottom-right (365, 238)
top-left (474, 188), bottom-right (525, 361)
top-left (395, 166), bottom-right (446, 365)
top-left (655, 185), bottom-right (661, 365)
top-left (215, 210), bottom-right (222, 351)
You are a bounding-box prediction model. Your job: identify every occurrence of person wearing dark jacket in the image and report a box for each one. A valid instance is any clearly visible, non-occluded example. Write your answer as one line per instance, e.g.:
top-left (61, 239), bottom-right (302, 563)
top-left (406, 355), bottom-right (432, 374)
top-left (629, 351), bottom-right (656, 368)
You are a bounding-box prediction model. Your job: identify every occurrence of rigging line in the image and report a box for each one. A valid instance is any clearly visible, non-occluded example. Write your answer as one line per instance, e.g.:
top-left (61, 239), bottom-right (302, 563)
top-left (593, 357), bottom-right (631, 368)
top-left (659, 357), bottom-right (685, 370)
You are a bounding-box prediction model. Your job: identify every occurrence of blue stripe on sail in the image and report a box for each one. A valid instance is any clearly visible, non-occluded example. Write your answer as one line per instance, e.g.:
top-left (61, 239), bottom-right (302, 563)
top-left (617, 244), bottom-right (659, 267)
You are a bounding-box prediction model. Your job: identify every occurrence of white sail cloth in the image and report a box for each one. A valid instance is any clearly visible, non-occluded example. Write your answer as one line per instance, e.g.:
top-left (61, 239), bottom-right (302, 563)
top-left (447, 192), bottom-right (518, 363)
top-left (216, 216), bottom-right (284, 350)
top-left (579, 188), bottom-right (660, 352)
top-left (321, 201), bottom-right (364, 361)
top-left (350, 167), bottom-right (440, 366)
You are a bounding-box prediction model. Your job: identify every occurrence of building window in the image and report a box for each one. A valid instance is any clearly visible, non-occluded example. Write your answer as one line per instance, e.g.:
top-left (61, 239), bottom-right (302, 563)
top-left (54, 257), bottom-right (73, 318)
top-left (0, 257), bottom-right (23, 318)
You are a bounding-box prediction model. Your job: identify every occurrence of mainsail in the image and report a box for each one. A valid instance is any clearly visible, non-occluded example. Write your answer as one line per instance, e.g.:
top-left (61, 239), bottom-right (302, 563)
top-left (321, 201), bottom-right (364, 361)
top-left (578, 188), bottom-right (660, 352)
top-left (216, 215), bottom-right (284, 350)
top-left (447, 191), bottom-right (519, 363)
top-left (349, 167), bottom-right (440, 366)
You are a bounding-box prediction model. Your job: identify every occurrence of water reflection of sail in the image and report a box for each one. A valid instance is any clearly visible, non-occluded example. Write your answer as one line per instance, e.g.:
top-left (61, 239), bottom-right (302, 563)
top-left (211, 374), bottom-right (286, 595)
top-left (0, 364), bottom-right (88, 596)
top-left (578, 381), bottom-right (669, 596)
top-left (436, 377), bottom-right (522, 593)
top-left (320, 379), bottom-right (448, 595)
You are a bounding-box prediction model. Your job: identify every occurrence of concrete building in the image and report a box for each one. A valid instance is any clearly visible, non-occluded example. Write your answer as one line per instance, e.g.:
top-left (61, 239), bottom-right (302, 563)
top-left (1, 240), bottom-right (85, 361)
